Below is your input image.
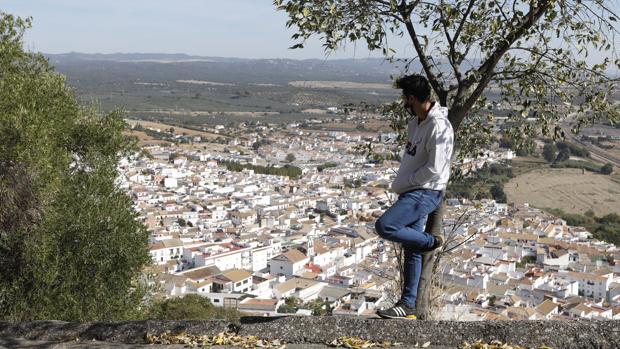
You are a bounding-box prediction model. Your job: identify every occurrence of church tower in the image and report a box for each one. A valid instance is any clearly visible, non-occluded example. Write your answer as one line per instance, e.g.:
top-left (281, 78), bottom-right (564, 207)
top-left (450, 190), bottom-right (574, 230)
top-left (306, 237), bottom-right (315, 258)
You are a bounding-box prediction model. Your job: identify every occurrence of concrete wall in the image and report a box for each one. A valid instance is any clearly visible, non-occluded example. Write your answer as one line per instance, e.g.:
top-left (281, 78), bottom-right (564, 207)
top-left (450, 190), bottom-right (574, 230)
top-left (2, 318), bottom-right (620, 349)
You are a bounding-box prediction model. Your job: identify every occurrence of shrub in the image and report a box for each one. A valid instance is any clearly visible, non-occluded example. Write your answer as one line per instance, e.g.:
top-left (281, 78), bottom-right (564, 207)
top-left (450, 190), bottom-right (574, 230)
top-left (601, 163), bottom-right (613, 175)
top-left (147, 294), bottom-right (241, 321)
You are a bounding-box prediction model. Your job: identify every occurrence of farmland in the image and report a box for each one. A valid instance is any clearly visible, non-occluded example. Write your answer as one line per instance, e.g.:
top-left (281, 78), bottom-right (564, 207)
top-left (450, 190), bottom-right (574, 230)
top-left (504, 167), bottom-right (620, 216)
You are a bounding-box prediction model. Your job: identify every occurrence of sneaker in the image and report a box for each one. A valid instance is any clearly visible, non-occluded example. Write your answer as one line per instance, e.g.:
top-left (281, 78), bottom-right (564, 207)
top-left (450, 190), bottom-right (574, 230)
top-left (429, 234), bottom-right (444, 251)
top-left (377, 301), bottom-right (417, 319)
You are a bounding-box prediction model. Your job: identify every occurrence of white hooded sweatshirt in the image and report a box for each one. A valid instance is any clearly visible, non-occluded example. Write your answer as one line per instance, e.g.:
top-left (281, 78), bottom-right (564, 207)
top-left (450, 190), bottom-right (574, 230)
top-left (391, 102), bottom-right (454, 194)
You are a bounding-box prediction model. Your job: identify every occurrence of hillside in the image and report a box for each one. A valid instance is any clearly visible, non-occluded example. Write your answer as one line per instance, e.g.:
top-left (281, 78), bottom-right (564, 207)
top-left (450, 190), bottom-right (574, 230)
top-left (49, 53), bottom-right (404, 124)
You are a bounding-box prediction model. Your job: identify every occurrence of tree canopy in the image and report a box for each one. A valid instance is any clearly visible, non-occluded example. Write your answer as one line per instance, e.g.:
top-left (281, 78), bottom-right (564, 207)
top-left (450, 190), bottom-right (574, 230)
top-left (0, 12), bottom-right (150, 321)
top-left (276, 0), bottom-right (619, 157)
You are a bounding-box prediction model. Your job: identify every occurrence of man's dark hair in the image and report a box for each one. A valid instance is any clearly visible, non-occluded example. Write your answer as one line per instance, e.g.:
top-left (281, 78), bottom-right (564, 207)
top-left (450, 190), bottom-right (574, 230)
top-left (396, 74), bottom-right (431, 102)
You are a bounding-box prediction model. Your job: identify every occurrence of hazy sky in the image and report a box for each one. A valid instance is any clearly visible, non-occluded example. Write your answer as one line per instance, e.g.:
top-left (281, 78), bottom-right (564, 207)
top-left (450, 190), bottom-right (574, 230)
top-left (1, 0), bottom-right (411, 59)
top-left (3, 1), bottom-right (618, 62)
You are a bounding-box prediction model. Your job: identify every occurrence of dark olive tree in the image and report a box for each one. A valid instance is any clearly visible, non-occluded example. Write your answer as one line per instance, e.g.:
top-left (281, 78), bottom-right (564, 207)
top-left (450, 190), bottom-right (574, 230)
top-left (275, 0), bottom-right (619, 319)
top-left (0, 13), bottom-right (150, 321)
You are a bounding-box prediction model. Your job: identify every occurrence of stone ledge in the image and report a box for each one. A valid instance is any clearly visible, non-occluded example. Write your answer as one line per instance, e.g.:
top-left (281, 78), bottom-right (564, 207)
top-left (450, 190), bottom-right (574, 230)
top-left (1, 317), bottom-right (619, 349)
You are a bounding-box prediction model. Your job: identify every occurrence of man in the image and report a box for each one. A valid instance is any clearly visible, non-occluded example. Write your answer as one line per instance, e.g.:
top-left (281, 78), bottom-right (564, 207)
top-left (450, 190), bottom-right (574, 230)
top-left (375, 74), bottom-right (454, 319)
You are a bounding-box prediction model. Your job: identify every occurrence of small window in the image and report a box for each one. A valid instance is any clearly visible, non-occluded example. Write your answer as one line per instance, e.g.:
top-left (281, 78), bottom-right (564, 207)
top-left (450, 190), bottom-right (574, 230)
top-left (243, 279), bottom-right (249, 284)
top-left (214, 299), bottom-right (220, 303)
top-left (236, 282), bottom-right (241, 287)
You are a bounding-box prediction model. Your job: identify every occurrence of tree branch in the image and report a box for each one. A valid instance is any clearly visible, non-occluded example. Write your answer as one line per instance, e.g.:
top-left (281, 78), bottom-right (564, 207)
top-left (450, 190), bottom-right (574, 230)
top-left (452, 0), bottom-right (553, 129)
top-left (400, 3), bottom-right (448, 102)
top-left (438, 1), bottom-right (462, 84)
top-left (452, 0), bottom-right (476, 51)
top-left (507, 46), bottom-right (617, 81)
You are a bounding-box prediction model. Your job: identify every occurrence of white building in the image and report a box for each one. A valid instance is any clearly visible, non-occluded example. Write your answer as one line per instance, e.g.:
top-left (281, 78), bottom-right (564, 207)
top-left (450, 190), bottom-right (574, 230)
top-left (269, 249), bottom-right (309, 276)
top-left (211, 268), bottom-right (253, 293)
top-left (164, 177), bottom-right (178, 188)
top-left (561, 271), bottom-right (613, 300)
top-left (149, 238), bottom-right (184, 264)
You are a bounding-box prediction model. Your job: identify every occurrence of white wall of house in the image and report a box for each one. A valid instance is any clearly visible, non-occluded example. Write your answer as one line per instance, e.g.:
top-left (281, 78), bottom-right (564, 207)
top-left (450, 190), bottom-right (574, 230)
top-left (295, 282), bottom-right (326, 302)
top-left (251, 246), bottom-right (271, 271)
top-left (292, 259), bottom-right (309, 275)
top-left (273, 287), bottom-right (295, 300)
top-left (542, 253), bottom-right (570, 269)
top-left (269, 258), bottom-right (309, 277)
top-left (582, 278), bottom-right (610, 300)
top-left (150, 247), bottom-right (181, 264)
top-left (249, 280), bottom-right (272, 298)
top-left (232, 276), bottom-right (252, 293)
top-left (354, 244), bottom-right (374, 263)
top-left (270, 259), bottom-right (294, 276)
top-left (313, 251), bottom-right (334, 266)
top-left (202, 293), bottom-right (244, 308)
top-left (495, 261), bottom-right (516, 274)
top-left (150, 248), bottom-right (168, 264)
top-left (481, 246), bottom-right (507, 260)
top-left (196, 249), bottom-right (246, 270)
top-left (164, 178), bottom-right (178, 188)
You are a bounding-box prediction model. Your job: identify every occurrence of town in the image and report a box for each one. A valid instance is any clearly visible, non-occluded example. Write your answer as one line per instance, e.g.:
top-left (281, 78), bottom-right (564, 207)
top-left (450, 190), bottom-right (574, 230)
top-left (121, 120), bottom-right (620, 321)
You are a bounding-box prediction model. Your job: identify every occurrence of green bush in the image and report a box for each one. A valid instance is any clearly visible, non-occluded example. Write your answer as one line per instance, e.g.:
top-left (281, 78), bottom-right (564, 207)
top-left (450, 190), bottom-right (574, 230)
top-left (277, 297), bottom-right (302, 313)
top-left (601, 163), bottom-right (613, 175)
top-left (555, 148), bottom-right (570, 162)
top-left (317, 162), bottom-right (338, 172)
top-left (557, 141), bottom-right (590, 158)
top-left (550, 160), bottom-right (602, 173)
top-left (490, 184), bottom-right (507, 203)
top-left (146, 294), bottom-right (241, 321)
top-left (543, 208), bottom-right (620, 246)
top-left (542, 143), bottom-right (558, 163)
top-left (446, 162), bottom-right (513, 200)
top-left (219, 160), bottom-right (302, 179)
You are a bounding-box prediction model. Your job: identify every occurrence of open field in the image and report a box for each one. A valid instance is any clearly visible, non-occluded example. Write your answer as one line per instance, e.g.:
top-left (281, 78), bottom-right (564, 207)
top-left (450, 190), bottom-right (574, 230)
top-left (504, 167), bottom-right (620, 216)
top-left (308, 120), bottom-right (391, 132)
top-left (600, 141), bottom-right (620, 159)
top-left (289, 81), bottom-right (392, 89)
top-left (510, 156), bottom-right (548, 176)
top-left (124, 119), bottom-right (227, 140)
top-left (132, 110), bottom-right (281, 117)
top-left (123, 130), bottom-right (171, 146)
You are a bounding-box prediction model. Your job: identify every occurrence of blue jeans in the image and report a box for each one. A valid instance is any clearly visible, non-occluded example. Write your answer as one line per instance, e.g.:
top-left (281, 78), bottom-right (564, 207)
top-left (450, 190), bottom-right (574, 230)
top-left (374, 189), bottom-right (443, 308)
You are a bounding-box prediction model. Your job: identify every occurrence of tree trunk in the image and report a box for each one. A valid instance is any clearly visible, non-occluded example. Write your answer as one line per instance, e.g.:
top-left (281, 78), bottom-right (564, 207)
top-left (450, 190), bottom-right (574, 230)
top-left (415, 203), bottom-right (445, 320)
top-left (447, 103), bottom-right (467, 132)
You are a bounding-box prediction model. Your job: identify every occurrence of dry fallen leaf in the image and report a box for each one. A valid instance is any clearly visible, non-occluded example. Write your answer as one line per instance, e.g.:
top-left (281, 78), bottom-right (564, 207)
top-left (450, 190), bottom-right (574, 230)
top-left (326, 336), bottom-right (407, 348)
top-left (458, 340), bottom-right (553, 349)
top-left (145, 330), bottom-right (287, 348)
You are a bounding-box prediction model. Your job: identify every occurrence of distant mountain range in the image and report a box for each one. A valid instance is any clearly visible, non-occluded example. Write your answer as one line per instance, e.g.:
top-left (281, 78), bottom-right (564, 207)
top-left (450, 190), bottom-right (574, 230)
top-left (47, 52), bottom-right (248, 63)
top-left (45, 52), bottom-right (414, 84)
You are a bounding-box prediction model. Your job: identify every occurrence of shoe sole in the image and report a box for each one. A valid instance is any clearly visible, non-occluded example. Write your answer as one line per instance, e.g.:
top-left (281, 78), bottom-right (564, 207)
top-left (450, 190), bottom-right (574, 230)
top-left (377, 313), bottom-right (417, 320)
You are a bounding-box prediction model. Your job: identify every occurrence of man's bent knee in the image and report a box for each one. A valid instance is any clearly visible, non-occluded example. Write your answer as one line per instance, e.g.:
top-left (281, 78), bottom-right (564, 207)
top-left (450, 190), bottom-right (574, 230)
top-left (375, 217), bottom-right (392, 240)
